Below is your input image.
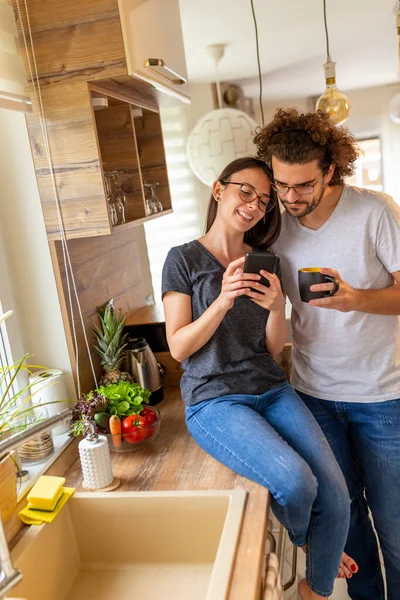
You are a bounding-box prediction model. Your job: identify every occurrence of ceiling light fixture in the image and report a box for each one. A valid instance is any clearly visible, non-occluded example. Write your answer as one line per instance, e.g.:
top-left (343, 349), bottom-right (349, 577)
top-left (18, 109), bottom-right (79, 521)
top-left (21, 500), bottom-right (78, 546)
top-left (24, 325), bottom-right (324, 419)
top-left (389, 1), bottom-right (400, 124)
top-left (187, 43), bottom-right (258, 187)
top-left (315, 0), bottom-right (350, 126)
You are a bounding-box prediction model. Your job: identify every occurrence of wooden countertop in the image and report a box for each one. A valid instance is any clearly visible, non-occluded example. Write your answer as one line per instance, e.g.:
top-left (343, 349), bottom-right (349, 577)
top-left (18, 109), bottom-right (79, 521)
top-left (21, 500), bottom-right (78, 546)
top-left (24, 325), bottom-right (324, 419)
top-left (63, 387), bottom-right (270, 600)
top-left (125, 303), bottom-right (165, 326)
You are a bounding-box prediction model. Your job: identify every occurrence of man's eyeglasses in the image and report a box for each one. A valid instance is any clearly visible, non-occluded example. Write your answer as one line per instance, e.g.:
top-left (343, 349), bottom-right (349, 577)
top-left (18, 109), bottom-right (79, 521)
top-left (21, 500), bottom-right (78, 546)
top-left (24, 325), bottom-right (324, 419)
top-left (271, 180), bottom-right (319, 196)
top-left (219, 180), bottom-right (276, 213)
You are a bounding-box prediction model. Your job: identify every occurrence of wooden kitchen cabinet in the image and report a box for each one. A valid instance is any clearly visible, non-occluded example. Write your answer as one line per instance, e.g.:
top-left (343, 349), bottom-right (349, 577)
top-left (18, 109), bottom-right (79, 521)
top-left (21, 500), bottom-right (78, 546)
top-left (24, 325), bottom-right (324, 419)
top-left (14, 0), bottom-right (187, 240)
top-left (118, 0), bottom-right (190, 103)
top-left (90, 87), bottom-right (172, 231)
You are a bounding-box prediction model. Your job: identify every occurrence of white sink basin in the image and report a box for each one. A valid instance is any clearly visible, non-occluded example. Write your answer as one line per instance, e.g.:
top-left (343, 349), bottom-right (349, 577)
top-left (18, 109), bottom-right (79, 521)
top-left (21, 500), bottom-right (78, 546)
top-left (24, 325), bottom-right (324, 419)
top-left (9, 490), bottom-right (246, 600)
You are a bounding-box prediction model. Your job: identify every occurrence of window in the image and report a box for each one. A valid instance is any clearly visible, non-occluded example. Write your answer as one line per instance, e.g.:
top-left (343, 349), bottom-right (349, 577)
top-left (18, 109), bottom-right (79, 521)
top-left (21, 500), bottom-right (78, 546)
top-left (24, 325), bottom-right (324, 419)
top-left (0, 308), bottom-right (17, 404)
top-left (346, 137), bottom-right (383, 192)
top-left (0, 0), bottom-right (32, 113)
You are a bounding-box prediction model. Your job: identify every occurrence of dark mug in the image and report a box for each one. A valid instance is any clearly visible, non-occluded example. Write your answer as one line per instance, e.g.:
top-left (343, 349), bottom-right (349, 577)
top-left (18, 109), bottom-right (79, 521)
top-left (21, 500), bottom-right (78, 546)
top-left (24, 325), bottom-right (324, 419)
top-left (298, 268), bottom-right (339, 303)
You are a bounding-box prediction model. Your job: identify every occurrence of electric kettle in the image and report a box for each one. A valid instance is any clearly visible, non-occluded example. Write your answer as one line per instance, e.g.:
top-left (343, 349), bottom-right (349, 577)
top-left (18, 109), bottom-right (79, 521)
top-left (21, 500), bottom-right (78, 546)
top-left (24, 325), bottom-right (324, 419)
top-left (125, 338), bottom-right (163, 405)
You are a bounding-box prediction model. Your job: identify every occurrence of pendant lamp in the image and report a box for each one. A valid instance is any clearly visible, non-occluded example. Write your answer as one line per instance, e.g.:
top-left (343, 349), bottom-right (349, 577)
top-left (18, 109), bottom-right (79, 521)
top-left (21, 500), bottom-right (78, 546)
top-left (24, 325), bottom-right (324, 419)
top-left (315, 0), bottom-right (350, 126)
top-left (187, 44), bottom-right (258, 187)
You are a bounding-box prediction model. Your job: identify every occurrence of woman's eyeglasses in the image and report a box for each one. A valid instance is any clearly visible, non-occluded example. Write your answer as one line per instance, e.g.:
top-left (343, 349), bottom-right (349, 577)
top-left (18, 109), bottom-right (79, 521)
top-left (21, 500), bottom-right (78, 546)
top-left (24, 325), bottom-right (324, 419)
top-left (219, 180), bottom-right (276, 213)
top-left (271, 180), bottom-right (318, 196)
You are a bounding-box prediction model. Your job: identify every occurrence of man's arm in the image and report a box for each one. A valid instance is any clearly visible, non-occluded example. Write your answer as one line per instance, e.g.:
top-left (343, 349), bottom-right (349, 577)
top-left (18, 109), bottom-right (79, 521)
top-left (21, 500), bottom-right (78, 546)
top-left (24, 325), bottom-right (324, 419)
top-left (309, 268), bottom-right (400, 315)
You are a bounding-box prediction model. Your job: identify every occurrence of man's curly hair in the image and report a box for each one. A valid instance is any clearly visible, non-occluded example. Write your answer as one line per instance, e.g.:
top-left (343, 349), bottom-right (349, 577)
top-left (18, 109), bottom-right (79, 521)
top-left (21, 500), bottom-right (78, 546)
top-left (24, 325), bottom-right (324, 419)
top-left (254, 109), bottom-right (360, 186)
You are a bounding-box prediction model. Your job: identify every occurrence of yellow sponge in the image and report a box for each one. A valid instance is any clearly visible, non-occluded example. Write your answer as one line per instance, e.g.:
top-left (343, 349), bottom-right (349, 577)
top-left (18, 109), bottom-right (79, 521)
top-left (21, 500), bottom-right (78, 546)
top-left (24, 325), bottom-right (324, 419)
top-left (27, 475), bottom-right (66, 511)
top-left (19, 487), bottom-right (75, 525)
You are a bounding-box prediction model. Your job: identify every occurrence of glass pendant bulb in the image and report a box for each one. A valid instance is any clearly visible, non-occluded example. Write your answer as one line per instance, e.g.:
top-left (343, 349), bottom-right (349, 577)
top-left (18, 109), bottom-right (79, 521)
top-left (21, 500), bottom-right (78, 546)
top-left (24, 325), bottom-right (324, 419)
top-left (316, 60), bottom-right (350, 126)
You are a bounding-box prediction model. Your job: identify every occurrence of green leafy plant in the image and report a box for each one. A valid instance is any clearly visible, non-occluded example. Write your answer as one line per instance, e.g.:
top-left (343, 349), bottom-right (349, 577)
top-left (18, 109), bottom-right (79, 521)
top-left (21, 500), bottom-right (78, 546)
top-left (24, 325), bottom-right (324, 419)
top-left (69, 391), bottom-right (109, 437)
top-left (99, 381), bottom-right (151, 419)
top-left (0, 353), bottom-right (52, 437)
top-left (69, 381), bottom-right (151, 437)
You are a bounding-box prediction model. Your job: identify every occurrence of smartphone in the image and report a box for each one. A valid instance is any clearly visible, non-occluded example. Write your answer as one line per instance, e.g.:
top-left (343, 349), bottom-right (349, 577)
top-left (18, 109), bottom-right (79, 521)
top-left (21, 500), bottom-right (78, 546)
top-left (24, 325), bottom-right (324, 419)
top-left (243, 251), bottom-right (281, 291)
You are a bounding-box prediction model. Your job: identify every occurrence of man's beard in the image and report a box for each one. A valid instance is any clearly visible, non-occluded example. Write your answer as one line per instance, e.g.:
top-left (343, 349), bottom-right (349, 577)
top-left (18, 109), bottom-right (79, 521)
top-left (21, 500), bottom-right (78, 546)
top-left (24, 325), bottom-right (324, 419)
top-left (282, 184), bottom-right (326, 219)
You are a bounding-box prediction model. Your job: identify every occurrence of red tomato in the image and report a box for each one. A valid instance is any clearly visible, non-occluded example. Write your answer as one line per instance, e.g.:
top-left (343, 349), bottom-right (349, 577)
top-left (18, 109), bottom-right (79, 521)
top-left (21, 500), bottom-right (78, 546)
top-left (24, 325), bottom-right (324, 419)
top-left (145, 425), bottom-right (155, 439)
top-left (139, 407), bottom-right (158, 425)
top-left (121, 415), bottom-right (147, 444)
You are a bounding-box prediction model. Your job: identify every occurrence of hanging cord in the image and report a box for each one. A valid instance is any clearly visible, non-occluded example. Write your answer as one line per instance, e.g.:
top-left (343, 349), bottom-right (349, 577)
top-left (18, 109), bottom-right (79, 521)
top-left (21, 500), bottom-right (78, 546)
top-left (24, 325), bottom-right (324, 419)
top-left (250, 0), bottom-right (264, 126)
top-left (214, 63), bottom-right (223, 109)
top-left (323, 0), bottom-right (331, 60)
top-left (15, 0), bottom-right (98, 396)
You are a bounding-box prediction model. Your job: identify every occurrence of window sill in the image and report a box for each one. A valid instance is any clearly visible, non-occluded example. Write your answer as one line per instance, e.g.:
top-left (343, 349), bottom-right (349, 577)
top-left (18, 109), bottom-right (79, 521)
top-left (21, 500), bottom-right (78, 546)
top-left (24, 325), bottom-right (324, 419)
top-left (17, 432), bottom-right (73, 501)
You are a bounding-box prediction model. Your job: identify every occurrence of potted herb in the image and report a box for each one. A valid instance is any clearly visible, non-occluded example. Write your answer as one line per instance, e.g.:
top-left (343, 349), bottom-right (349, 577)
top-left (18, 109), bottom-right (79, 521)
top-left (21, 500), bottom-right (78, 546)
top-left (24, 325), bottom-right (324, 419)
top-left (0, 352), bottom-right (51, 523)
top-left (0, 310), bottom-right (71, 522)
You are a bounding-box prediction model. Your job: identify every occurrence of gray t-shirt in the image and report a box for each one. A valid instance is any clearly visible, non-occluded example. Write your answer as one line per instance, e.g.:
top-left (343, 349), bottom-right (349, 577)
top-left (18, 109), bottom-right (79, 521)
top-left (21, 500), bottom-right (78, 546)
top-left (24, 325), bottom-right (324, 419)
top-left (271, 185), bottom-right (400, 403)
top-left (162, 240), bottom-right (287, 406)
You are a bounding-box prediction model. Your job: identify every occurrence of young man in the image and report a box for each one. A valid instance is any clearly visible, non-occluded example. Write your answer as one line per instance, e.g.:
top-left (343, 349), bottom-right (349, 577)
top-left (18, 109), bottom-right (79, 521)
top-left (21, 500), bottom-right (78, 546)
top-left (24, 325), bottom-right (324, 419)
top-left (255, 109), bottom-right (400, 600)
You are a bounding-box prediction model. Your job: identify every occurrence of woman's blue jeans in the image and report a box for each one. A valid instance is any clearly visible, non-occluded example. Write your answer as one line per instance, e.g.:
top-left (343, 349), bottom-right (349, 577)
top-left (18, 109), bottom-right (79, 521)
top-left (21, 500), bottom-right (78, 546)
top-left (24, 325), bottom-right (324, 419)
top-left (185, 382), bottom-right (350, 597)
top-left (297, 391), bottom-right (400, 600)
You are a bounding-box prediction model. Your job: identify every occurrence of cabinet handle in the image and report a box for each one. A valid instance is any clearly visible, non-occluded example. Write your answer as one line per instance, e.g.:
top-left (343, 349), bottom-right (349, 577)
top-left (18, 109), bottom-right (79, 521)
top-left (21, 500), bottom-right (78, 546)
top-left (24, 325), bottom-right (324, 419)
top-left (262, 553), bottom-right (283, 600)
top-left (282, 542), bottom-right (297, 592)
top-left (144, 58), bottom-right (186, 85)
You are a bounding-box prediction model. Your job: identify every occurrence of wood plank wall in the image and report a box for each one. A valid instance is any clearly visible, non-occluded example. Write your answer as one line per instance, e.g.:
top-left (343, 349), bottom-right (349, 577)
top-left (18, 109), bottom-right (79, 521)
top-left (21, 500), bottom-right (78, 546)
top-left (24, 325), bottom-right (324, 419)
top-left (50, 226), bottom-right (152, 394)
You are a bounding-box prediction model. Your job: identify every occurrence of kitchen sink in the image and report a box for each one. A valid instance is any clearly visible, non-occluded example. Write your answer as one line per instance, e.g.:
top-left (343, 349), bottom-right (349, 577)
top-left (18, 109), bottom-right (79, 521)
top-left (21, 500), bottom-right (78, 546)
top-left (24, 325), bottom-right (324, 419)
top-left (8, 490), bottom-right (247, 600)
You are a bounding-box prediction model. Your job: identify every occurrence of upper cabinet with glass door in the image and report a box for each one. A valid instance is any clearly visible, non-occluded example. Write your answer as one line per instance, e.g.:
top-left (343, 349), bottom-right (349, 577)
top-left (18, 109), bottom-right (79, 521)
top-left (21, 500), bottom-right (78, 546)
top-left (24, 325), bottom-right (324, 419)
top-left (118, 0), bottom-right (190, 104)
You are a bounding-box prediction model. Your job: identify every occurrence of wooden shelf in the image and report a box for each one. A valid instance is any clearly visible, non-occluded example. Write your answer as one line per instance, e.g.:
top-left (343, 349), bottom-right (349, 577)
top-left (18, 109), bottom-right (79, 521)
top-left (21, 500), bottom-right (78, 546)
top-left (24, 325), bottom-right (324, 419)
top-left (111, 208), bottom-right (173, 232)
top-left (90, 85), bottom-right (173, 232)
top-left (125, 303), bottom-right (165, 326)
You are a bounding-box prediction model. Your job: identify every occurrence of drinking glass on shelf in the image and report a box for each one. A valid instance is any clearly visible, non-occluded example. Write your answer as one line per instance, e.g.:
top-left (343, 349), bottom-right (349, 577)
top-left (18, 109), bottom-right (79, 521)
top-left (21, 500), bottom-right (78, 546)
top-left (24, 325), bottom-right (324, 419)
top-left (151, 183), bottom-right (163, 213)
top-left (104, 171), bottom-right (126, 225)
top-left (143, 181), bottom-right (154, 215)
top-left (104, 172), bottom-right (118, 226)
top-left (144, 182), bottom-right (163, 214)
top-left (115, 192), bottom-right (126, 224)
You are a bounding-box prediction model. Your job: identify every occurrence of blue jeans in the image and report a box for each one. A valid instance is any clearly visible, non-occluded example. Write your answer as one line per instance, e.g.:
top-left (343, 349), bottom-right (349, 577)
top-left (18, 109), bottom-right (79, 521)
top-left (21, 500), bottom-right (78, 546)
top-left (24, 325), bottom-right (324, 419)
top-left (185, 382), bottom-right (350, 597)
top-left (297, 391), bottom-right (400, 600)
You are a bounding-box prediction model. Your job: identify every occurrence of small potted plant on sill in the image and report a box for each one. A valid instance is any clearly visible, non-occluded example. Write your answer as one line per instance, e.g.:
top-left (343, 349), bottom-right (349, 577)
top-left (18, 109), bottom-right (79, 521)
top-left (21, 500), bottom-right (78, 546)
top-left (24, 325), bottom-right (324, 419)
top-left (0, 311), bottom-right (70, 524)
top-left (0, 352), bottom-right (53, 524)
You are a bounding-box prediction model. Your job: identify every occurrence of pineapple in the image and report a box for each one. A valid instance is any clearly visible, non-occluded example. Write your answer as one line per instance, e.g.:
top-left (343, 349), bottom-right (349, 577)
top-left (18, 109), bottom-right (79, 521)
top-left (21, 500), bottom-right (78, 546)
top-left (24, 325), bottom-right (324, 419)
top-left (92, 304), bottom-right (133, 386)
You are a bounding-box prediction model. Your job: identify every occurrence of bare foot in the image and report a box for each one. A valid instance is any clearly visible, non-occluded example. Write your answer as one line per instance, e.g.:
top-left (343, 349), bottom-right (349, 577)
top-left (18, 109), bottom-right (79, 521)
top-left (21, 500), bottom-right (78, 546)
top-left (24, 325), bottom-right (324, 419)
top-left (301, 546), bottom-right (358, 579)
top-left (298, 578), bottom-right (327, 599)
top-left (337, 552), bottom-right (358, 579)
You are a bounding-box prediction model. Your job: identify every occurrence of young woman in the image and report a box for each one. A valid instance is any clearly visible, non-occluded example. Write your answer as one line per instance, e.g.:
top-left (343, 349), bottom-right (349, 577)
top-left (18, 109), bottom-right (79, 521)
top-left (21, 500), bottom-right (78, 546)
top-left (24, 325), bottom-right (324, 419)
top-left (162, 157), bottom-right (355, 599)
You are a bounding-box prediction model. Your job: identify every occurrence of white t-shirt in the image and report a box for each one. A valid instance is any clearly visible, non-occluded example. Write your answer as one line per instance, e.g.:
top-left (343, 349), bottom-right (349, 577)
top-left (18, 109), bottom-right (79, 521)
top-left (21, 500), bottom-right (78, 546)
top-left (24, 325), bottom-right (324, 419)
top-left (271, 185), bottom-right (400, 402)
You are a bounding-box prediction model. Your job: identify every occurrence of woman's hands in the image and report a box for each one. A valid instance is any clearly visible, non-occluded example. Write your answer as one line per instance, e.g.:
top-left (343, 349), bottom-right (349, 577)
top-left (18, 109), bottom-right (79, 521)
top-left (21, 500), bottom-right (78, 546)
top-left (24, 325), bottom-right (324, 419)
top-left (218, 258), bottom-right (285, 313)
top-left (246, 270), bottom-right (285, 313)
top-left (217, 256), bottom-right (262, 310)
top-left (164, 258), bottom-right (287, 362)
